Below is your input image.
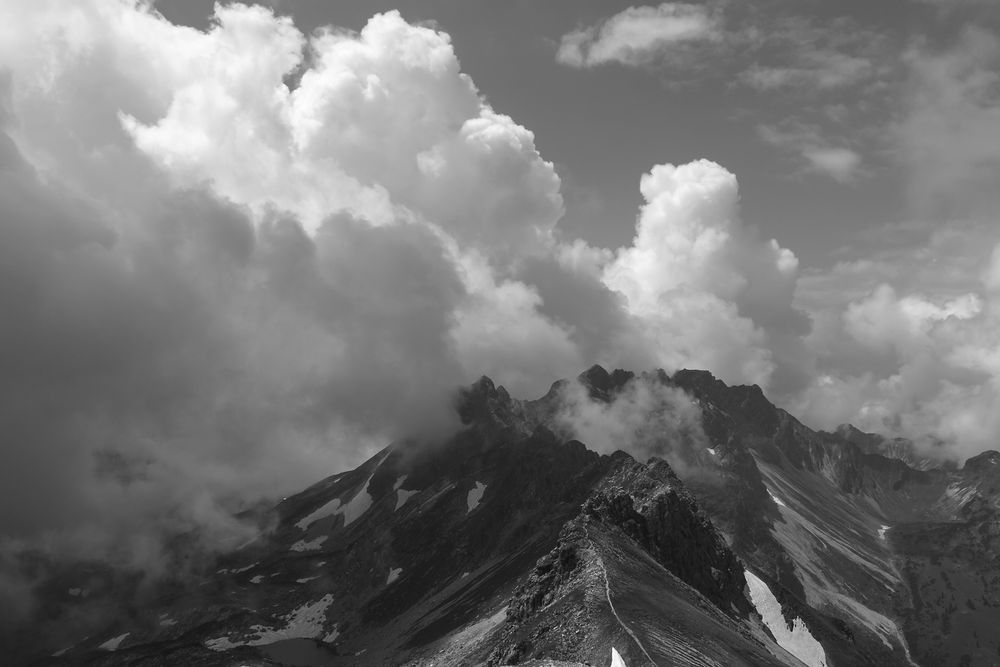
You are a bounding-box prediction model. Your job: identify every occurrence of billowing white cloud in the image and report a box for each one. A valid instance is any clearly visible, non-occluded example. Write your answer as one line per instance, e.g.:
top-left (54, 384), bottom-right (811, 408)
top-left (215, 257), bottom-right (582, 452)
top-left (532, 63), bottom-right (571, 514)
top-left (844, 284), bottom-right (982, 353)
top-left (556, 2), bottom-right (721, 68)
top-left (119, 7), bottom-right (563, 258)
top-left (0, 0), bottom-right (575, 570)
top-left (602, 160), bottom-right (806, 389)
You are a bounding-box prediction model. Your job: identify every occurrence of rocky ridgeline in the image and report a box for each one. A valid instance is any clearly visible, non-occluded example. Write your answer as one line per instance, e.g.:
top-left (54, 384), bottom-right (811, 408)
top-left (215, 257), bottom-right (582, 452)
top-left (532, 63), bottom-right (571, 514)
top-left (23, 366), bottom-right (1000, 666)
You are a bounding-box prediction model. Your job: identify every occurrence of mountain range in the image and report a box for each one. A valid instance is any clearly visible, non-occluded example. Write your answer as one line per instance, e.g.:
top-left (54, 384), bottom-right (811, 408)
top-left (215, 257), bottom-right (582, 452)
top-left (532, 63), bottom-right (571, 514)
top-left (14, 366), bottom-right (1000, 666)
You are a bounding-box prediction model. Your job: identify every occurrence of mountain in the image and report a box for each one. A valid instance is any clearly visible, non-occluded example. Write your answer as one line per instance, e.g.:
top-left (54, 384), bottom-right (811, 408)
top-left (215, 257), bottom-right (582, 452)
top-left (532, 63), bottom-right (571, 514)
top-left (16, 367), bottom-right (1000, 666)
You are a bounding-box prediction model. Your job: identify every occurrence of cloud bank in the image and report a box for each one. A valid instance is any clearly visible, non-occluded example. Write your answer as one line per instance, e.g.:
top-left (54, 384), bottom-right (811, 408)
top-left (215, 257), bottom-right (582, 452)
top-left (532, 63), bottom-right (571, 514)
top-left (1, 0), bottom-right (1000, 613)
top-left (0, 0), bottom-right (797, 566)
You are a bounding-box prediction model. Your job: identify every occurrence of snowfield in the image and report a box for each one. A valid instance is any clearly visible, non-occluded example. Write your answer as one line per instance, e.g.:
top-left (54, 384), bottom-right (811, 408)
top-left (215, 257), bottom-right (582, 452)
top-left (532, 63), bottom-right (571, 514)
top-left (467, 481), bottom-right (487, 513)
top-left (295, 498), bottom-right (341, 531)
top-left (98, 633), bottom-right (129, 651)
top-left (205, 594), bottom-right (336, 651)
top-left (296, 454), bottom-right (388, 530)
top-left (395, 476), bottom-right (418, 511)
top-left (745, 569), bottom-right (827, 667)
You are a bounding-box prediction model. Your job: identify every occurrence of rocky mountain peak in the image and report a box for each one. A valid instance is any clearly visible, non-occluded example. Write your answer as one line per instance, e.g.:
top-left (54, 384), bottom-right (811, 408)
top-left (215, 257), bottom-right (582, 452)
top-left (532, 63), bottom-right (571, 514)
top-left (576, 364), bottom-right (634, 401)
top-left (456, 374), bottom-right (519, 427)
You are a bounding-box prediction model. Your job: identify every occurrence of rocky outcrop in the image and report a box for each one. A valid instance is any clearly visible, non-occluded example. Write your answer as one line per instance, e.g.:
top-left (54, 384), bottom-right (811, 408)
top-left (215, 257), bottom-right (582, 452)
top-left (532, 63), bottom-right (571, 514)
top-left (586, 457), bottom-right (753, 616)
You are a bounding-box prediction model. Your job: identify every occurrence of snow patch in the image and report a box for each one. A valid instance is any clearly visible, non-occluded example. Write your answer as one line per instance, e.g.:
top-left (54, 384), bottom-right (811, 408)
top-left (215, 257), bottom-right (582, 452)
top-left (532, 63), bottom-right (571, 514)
top-left (768, 489), bottom-right (787, 508)
top-left (295, 454), bottom-right (388, 530)
top-left (877, 525), bottom-right (890, 540)
top-left (159, 616), bottom-right (176, 627)
top-left (296, 575), bottom-right (321, 583)
top-left (386, 567), bottom-right (402, 585)
top-left (745, 570), bottom-right (827, 667)
top-left (611, 647), bottom-right (628, 667)
top-left (205, 594), bottom-right (336, 651)
top-left (395, 489), bottom-right (418, 510)
top-left (67, 587), bottom-right (88, 597)
top-left (235, 535), bottom-right (257, 550)
top-left (295, 498), bottom-right (342, 531)
top-left (339, 481), bottom-right (375, 526)
top-left (706, 447), bottom-right (716, 456)
top-left (98, 633), bottom-right (129, 651)
top-left (290, 536), bottom-right (328, 552)
top-left (250, 575), bottom-right (264, 584)
top-left (219, 562), bottom-right (257, 575)
top-left (467, 481), bottom-right (487, 514)
top-left (394, 476), bottom-right (418, 511)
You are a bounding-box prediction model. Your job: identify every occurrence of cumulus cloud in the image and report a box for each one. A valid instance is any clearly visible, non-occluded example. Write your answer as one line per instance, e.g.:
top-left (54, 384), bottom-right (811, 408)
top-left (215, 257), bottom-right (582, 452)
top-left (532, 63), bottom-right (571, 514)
top-left (556, 2), bottom-right (721, 68)
top-left (118, 7), bottom-right (563, 259)
top-left (0, 0), bottom-right (585, 581)
top-left (601, 160), bottom-right (809, 391)
top-left (0, 0), bottom-right (815, 595)
top-left (792, 262), bottom-right (1000, 461)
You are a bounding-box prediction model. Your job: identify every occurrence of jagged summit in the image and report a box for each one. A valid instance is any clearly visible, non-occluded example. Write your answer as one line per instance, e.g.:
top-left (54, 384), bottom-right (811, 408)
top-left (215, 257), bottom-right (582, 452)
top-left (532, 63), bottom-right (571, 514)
top-left (575, 364), bottom-right (634, 400)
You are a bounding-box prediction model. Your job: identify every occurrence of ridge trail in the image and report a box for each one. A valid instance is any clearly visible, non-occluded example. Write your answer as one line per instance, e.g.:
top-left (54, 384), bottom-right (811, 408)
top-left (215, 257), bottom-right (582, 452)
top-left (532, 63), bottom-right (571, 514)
top-left (584, 520), bottom-right (658, 666)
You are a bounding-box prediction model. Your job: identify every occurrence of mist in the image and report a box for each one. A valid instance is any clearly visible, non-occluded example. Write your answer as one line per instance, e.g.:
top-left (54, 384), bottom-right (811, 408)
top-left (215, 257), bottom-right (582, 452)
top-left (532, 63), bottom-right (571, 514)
top-left (553, 375), bottom-right (720, 482)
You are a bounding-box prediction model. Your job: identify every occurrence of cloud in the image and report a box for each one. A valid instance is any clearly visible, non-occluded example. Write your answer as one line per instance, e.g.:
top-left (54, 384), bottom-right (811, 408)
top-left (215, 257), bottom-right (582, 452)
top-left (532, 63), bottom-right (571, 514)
top-left (802, 147), bottom-right (863, 183)
top-left (553, 374), bottom-right (714, 480)
top-left (0, 0), bottom-right (582, 582)
top-left (601, 160), bottom-right (809, 391)
top-left (741, 50), bottom-right (875, 92)
top-left (895, 27), bottom-right (1000, 216)
top-left (758, 124), bottom-right (863, 183)
top-left (770, 24), bottom-right (1000, 460)
top-left (843, 284), bottom-right (982, 354)
top-left (791, 237), bottom-right (1000, 461)
top-left (119, 7), bottom-right (563, 260)
top-left (556, 3), bottom-right (721, 68)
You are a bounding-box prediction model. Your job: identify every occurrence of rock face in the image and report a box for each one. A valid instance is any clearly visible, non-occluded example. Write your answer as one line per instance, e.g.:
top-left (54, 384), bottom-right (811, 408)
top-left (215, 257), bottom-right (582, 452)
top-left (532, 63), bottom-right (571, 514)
top-left (16, 367), bottom-right (1000, 666)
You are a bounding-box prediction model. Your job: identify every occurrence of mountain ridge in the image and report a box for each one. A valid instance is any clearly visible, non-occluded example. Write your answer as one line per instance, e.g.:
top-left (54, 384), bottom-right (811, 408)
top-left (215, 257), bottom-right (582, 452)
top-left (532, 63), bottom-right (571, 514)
top-left (13, 366), bottom-right (1000, 666)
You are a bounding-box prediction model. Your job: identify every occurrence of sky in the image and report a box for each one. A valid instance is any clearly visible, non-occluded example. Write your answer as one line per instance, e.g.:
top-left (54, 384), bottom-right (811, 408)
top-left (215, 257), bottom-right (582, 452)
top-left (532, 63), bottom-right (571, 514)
top-left (1, 0), bottom-right (1000, 577)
